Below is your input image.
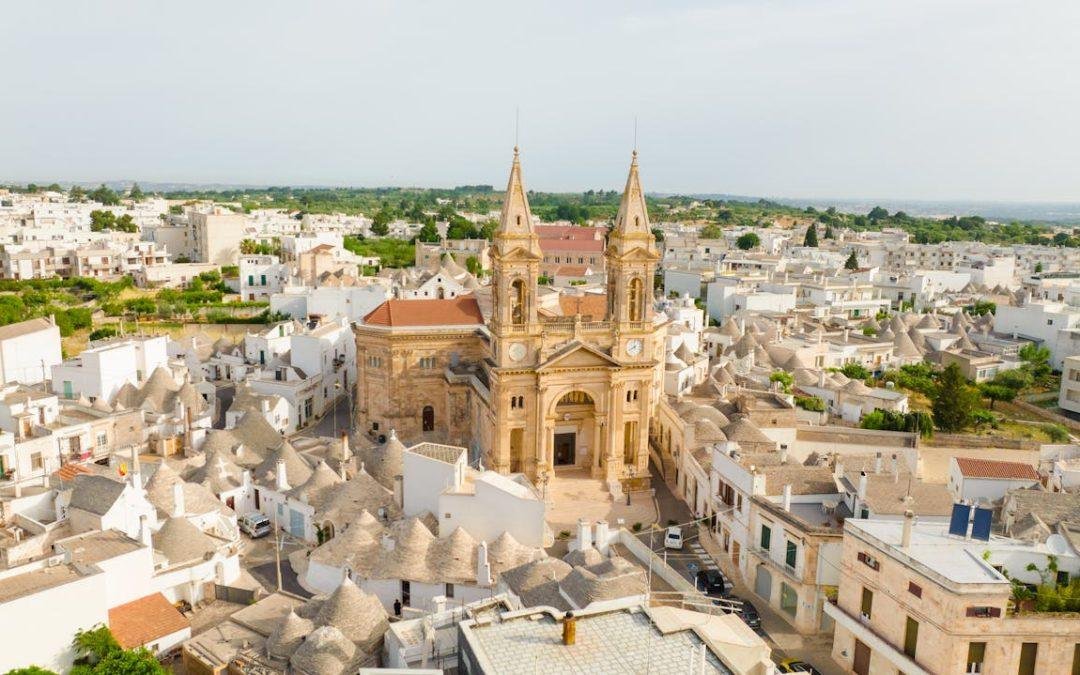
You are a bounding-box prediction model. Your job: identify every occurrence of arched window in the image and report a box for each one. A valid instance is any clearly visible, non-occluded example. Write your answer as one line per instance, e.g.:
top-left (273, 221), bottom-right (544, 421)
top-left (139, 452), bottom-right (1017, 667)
top-left (510, 279), bottom-right (526, 325)
top-left (422, 406), bottom-right (435, 432)
top-left (627, 277), bottom-right (643, 322)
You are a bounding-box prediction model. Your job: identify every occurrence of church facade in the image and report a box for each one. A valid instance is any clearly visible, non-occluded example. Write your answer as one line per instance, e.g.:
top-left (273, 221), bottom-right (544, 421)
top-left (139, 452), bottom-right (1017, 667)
top-left (353, 149), bottom-right (665, 491)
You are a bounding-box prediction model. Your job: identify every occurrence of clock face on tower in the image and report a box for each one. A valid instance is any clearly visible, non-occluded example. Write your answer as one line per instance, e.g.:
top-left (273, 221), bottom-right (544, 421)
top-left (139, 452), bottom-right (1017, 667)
top-left (626, 339), bottom-right (643, 357)
top-left (508, 342), bottom-right (527, 362)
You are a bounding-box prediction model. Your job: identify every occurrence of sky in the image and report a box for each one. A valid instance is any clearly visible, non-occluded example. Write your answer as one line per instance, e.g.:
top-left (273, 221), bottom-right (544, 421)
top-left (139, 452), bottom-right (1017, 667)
top-left (2, 1), bottom-right (1079, 202)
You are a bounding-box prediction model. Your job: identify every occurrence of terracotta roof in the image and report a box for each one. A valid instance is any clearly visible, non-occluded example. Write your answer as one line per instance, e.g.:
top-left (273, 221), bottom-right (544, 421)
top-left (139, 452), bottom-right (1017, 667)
top-left (362, 296), bottom-right (484, 327)
top-left (108, 592), bottom-right (190, 649)
top-left (57, 463), bottom-right (93, 482)
top-left (554, 265), bottom-right (590, 276)
top-left (954, 457), bottom-right (1039, 481)
top-left (535, 224), bottom-right (607, 240)
top-left (539, 238), bottom-right (605, 252)
top-left (558, 294), bottom-right (607, 319)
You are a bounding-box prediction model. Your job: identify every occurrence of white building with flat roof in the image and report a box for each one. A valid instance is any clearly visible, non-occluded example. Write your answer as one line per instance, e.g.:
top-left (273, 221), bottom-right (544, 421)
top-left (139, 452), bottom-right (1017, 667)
top-left (0, 316), bottom-right (62, 386)
top-left (50, 335), bottom-right (169, 402)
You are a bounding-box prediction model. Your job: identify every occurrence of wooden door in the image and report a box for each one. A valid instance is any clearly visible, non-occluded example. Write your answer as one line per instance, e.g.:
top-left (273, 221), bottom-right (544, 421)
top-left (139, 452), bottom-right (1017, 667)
top-left (853, 639), bottom-right (871, 675)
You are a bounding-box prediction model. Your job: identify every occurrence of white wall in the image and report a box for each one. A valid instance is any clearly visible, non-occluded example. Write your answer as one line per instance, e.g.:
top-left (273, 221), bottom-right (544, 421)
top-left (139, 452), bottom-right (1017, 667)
top-left (403, 451), bottom-right (461, 519)
top-left (439, 473), bottom-right (547, 548)
top-left (0, 568), bottom-right (108, 674)
top-left (0, 323), bottom-right (62, 385)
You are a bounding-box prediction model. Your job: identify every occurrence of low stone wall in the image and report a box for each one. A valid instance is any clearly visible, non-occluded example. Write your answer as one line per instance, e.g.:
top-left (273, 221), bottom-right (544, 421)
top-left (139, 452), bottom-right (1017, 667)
top-left (1012, 399), bottom-right (1080, 433)
top-left (795, 425), bottom-right (917, 448)
top-left (924, 433), bottom-right (1041, 451)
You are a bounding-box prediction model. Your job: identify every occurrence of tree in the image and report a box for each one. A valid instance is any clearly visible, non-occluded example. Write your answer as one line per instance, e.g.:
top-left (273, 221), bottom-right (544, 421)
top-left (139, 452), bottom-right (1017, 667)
top-left (868, 206), bottom-right (889, 221)
top-left (932, 362), bottom-right (980, 432)
top-left (370, 209), bottom-right (392, 236)
top-left (416, 219), bottom-right (440, 243)
top-left (69, 625), bottom-right (166, 675)
top-left (1034, 262), bottom-right (1044, 273)
top-left (838, 363), bottom-right (871, 380)
top-left (844, 250), bottom-right (860, 270)
top-left (114, 214), bottom-right (137, 233)
top-left (700, 223), bottom-right (723, 239)
top-left (824, 222), bottom-right (835, 239)
top-left (993, 368), bottom-right (1032, 393)
top-left (769, 370), bottom-right (793, 394)
top-left (651, 227), bottom-right (665, 242)
top-left (128, 182), bottom-right (145, 201)
top-left (5, 667), bottom-right (59, 675)
top-left (735, 232), bottom-right (760, 250)
top-left (979, 383), bottom-right (1017, 409)
top-left (89, 210), bottom-right (116, 232)
top-left (464, 255), bottom-right (481, 276)
top-left (803, 223), bottom-right (818, 247)
top-left (1018, 343), bottom-right (1052, 382)
top-left (88, 184), bottom-right (120, 206)
top-left (69, 186), bottom-right (87, 202)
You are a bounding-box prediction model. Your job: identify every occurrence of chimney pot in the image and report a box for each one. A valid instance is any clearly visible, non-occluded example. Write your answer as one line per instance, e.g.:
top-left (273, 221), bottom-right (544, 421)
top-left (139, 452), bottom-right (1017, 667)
top-left (562, 612), bottom-right (577, 646)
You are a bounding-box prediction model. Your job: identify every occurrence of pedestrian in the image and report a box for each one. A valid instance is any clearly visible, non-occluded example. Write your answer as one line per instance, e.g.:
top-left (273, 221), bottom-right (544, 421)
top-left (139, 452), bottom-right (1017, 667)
top-left (393, 598), bottom-right (402, 617)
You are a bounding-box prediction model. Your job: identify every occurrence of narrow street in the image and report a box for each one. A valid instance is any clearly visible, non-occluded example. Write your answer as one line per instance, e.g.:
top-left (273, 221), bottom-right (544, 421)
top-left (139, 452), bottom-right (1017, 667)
top-left (648, 461), bottom-right (845, 675)
top-left (293, 392), bottom-right (352, 439)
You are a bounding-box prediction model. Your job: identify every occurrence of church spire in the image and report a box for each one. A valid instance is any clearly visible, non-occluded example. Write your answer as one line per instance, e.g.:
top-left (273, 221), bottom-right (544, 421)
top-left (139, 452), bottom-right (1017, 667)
top-left (497, 146), bottom-right (537, 240)
top-left (611, 150), bottom-right (651, 240)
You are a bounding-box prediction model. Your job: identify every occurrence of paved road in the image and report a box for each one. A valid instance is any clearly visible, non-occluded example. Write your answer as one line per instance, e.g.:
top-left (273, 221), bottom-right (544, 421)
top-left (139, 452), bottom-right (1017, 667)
top-left (213, 384), bottom-right (235, 429)
top-left (241, 536), bottom-right (312, 598)
top-left (293, 392), bottom-right (352, 439)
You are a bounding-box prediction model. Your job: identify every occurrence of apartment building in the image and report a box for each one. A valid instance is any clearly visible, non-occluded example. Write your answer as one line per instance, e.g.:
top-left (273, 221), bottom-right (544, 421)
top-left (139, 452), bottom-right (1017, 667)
top-left (190, 207), bottom-right (247, 265)
top-left (238, 254), bottom-right (290, 301)
top-left (994, 300), bottom-right (1080, 370)
top-left (1060, 354), bottom-right (1080, 415)
top-left (826, 516), bottom-right (1080, 675)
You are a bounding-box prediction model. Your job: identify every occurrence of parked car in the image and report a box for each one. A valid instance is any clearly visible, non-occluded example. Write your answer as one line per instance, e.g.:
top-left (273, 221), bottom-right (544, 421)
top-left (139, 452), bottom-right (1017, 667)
top-left (239, 512), bottom-right (272, 538)
top-left (664, 526), bottom-right (684, 550)
top-left (695, 568), bottom-right (730, 597)
top-left (777, 658), bottom-right (822, 674)
top-left (724, 595), bottom-right (761, 629)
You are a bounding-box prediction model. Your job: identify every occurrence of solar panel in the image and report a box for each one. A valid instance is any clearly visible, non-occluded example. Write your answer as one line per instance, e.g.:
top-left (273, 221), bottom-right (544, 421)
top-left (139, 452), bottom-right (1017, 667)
top-left (971, 507), bottom-right (992, 541)
top-left (948, 503), bottom-right (971, 537)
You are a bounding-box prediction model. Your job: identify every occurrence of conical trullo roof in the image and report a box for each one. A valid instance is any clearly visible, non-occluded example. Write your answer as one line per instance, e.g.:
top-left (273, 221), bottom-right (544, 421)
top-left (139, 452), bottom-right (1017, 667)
top-left (367, 429), bottom-right (405, 489)
top-left (266, 610), bottom-right (315, 660)
top-left (312, 577), bottom-right (389, 652)
top-left (253, 440), bottom-right (313, 488)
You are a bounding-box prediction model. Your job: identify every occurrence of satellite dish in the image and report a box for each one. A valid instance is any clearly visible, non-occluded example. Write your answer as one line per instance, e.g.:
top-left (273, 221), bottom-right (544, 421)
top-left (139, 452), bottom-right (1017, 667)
top-left (1046, 534), bottom-right (1069, 556)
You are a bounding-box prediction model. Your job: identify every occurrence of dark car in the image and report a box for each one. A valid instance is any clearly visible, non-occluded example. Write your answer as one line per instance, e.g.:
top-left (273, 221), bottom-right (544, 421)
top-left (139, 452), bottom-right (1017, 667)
top-left (695, 569), bottom-right (730, 597)
top-left (712, 595), bottom-right (761, 630)
top-left (730, 595), bottom-right (761, 629)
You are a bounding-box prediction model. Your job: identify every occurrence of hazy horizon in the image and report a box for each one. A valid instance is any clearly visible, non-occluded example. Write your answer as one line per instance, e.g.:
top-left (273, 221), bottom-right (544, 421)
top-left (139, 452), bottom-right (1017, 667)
top-left (3, 1), bottom-right (1078, 202)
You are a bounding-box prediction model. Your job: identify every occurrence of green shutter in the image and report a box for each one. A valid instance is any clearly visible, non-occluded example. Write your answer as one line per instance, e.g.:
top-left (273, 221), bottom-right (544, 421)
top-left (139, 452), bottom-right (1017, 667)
top-left (761, 525), bottom-right (771, 550)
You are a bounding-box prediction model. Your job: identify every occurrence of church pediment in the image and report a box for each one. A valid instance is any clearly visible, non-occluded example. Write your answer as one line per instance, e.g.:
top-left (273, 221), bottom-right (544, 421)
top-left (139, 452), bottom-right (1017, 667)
top-left (605, 244), bottom-right (660, 262)
top-left (537, 341), bottom-right (620, 371)
top-left (493, 244), bottom-right (543, 262)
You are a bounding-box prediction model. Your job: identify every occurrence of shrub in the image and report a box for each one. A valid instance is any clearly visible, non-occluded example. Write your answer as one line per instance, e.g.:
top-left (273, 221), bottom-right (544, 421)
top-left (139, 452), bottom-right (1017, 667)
top-left (88, 327), bottom-right (118, 341)
top-left (795, 395), bottom-right (826, 412)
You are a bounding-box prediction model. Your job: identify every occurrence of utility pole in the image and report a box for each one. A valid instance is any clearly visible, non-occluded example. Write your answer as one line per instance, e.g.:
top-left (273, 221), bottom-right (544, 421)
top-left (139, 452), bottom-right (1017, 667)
top-left (274, 510), bottom-right (283, 592)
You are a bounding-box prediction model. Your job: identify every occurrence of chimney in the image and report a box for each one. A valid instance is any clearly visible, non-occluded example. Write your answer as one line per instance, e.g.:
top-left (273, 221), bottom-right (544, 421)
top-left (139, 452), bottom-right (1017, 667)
top-left (184, 405), bottom-right (193, 454)
top-left (393, 475), bottom-right (403, 509)
top-left (260, 398), bottom-right (270, 414)
top-left (577, 518), bottom-right (593, 551)
top-left (891, 454), bottom-right (899, 483)
top-left (171, 482), bottom-right (185, 517)
top-left (275, 459), bottom-right (289, 491)
top-left (242, 469), bottom-right (252, 488)
top-left (138, 515), bottom-right (152, 547)
top-left (12, 465), bottom-right (21, 498)
top-left (381, 532), bottom-right (396, 551)
top-left (817, 370), bottom-right (826, 388)
top-left (874, 452), bottom-right (883, 474)
top-left (901, 509), bottom-right (914, 548)
top-left (562, 612), bottom-right (577, 646)
top-left (130, 445), bottom-right (141, 487)
top-left (476, 540), bottom-right (492, 586)
top-left (779, 446), bottom-right (788, 464)
top-left (857, 471), bottom-right (868, 501)
top-left (594, 520), bottom-right (610, 555)
top-left (782, 484), bottom-right (792, 512)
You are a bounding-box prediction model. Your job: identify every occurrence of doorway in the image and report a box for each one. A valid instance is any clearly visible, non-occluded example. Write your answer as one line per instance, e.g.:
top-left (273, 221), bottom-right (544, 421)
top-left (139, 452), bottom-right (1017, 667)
top-left (422, 406), bottom-right (435, 432)
top-left (554, 432), bottom-right (576, 466)
top-left (853, 639), bottom-right (871, 675)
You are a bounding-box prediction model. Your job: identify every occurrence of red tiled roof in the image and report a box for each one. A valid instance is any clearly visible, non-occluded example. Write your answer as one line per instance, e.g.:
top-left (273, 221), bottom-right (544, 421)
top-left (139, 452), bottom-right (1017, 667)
top-left (554, 265), bottom-right (590, 276)
top-left (363, 296), bottom-right (484, 327)
top-left (558, 294), bottom-right (608, 320)
top-left (540, 238), bottom-right (605, 252)
top-left (535, 225), bottom-right (607, 240)
top-left (56, 464), bottom-right (92, 482)
top-left (954, 456), bottom-right (1039, 481)
top-left (108, 593), bottom-right (190, 650)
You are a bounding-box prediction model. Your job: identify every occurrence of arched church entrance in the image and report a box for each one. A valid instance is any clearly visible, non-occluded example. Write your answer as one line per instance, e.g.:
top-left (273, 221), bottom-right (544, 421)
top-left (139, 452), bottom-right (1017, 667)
top-left (553, 390), bottom-right (596, 469)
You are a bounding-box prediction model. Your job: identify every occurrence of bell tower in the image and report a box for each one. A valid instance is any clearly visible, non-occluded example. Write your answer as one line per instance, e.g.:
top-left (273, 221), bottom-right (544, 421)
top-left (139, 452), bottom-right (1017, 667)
top-left (490, 147), bottom-right (543, 366)
top-left (607, 151), bottom-right (660, 360)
